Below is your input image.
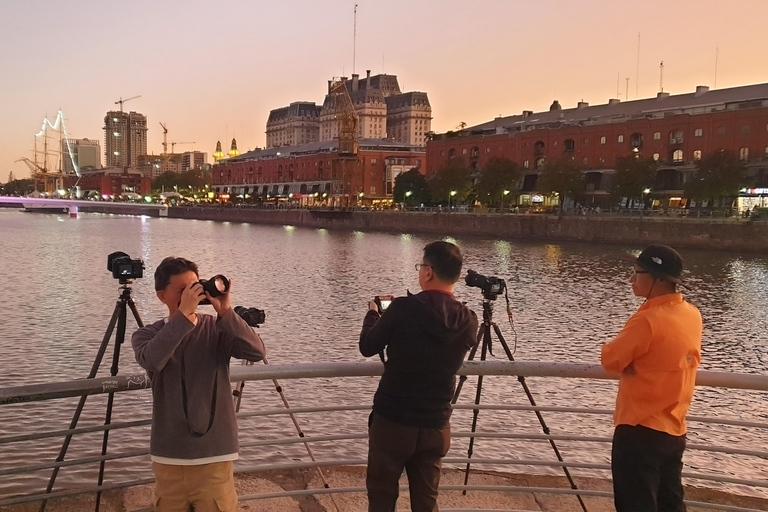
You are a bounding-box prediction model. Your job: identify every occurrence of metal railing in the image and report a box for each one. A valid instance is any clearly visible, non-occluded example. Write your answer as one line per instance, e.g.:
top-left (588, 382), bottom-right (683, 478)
top-left (2, 361), bottom-right (768, 511)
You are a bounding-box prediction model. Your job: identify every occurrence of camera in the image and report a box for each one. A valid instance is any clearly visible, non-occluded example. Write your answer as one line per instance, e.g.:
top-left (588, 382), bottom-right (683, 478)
top-left (234, 306), bottom-right (266, 327)
top-left (107, 251), bottom-right (145, 281)
top-left (373, 294), bottom-right (394, 314)
top-left (198, 275), bottom-right (230, 305)
top-left (465, 269), bottom-right (506, 300)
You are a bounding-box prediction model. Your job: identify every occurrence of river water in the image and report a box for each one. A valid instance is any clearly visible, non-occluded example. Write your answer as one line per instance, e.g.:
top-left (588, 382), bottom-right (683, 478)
top-left (1, 209), bottom-right (767, 499)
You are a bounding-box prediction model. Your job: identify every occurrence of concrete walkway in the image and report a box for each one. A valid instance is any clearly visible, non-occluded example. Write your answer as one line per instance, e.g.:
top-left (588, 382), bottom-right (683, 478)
top-left (3, 467), bottom-right (768, 511)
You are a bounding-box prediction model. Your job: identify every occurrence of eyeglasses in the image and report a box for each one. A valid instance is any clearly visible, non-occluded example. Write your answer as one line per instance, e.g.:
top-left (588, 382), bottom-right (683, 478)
top-left (415, 263), bottom-right (432, 271)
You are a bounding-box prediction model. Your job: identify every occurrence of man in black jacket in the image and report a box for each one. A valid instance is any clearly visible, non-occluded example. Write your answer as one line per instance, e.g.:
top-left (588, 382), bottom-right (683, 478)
top-left (359, 240), bottom-right (479, 512)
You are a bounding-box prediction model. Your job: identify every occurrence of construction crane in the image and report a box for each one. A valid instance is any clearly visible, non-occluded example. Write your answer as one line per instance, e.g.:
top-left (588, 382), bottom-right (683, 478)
top-left (159, 122), bottom-right (168, 154)
top-left (115, 95), bottom-right (141, 112)
top-left (171, 141), bottom-right (196, 153)
top-left (328, 78), bottom-right (360, 206)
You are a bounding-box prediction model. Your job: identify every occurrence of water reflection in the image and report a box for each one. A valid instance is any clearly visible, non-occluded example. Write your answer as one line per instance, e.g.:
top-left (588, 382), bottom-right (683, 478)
top-left (1, 210), bottom-right (767, 496)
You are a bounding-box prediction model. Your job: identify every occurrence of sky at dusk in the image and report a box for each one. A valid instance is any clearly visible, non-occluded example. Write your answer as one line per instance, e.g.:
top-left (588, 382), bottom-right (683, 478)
top-left (2, 0), bottom-right (767, 180)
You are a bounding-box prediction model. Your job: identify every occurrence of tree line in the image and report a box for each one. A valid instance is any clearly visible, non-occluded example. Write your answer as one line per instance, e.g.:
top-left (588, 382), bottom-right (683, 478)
top-left (394, 149), bottom-right (752, 208)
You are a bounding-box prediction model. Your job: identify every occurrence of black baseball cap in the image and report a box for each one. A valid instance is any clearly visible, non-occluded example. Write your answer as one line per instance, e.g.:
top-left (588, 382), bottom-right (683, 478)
top-left (623, 244), bottom-right (684, 284)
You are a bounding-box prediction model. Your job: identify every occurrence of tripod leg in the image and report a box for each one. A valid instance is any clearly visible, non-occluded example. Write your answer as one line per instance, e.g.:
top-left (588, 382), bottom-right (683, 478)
top-left (38, 299), bottom-right (121, 512)
top-left (461, 323), bottom-right (491, 494)
top-left (127, 297), bottom-right (145, 329)
top-left (490, 322), bottom-right (588, 512)
top-left (451, 327), bottom-right (482, 404)
top-left (94, 299), bottom-right (128, 512)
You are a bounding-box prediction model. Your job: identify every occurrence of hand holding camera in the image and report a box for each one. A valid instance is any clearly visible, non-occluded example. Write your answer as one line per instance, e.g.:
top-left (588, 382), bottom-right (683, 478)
top-left (199, 275), bottom-right (232, 317)
top-left (371, 295), bottom-right (394, 315)
top-left (178, 281), bottom-right (206, 318)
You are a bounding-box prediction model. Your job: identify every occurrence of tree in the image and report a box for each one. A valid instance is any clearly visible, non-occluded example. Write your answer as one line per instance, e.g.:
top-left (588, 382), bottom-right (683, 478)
top-left (474, 157), bottom-right (519, 207)
top-left (536, 157), bottom-right (585, 209)
top-left (428, 158), bottom-right (473, 204)
top-left (393, 168), bottom-right (430, 205)
top-left (612, 156), bottom-right (657, 206)
top-left (1, 178), bottom-right (35, 196)
top-left (685, 149), bottom-right (747, 204)
top-left (153, 171), bottom-right (180, 192)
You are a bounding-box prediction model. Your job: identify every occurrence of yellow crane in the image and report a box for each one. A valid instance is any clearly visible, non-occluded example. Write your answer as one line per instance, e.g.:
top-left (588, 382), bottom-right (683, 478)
top-left (328, 78), bottom-right (361, 206)
top-left (115, 95), bottom-right (141, 112)
top-left (159, 122), bottom-right (168, 154)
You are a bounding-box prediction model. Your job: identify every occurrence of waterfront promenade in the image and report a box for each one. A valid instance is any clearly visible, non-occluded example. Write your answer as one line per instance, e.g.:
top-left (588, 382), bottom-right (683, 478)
top-left (75, 203), bottom-right (768, 253)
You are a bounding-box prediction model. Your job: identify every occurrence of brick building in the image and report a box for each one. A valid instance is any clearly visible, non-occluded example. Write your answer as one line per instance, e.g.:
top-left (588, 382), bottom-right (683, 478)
top-left (64, 168), bottom-right (152, 197)
top-left (212, 139), bottom-right (425, 205)
top-left (427, 83), bottom-right (768, 208)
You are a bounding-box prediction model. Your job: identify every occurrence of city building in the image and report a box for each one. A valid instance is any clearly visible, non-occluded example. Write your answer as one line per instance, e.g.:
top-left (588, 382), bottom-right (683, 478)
top-left (267, 71), bottom-right (432, 148)
top-left (104, 111), bottom-right (147, 169)
top-left (61, 138), bottom-right (101, 173)
top-left (64, 168), bottom-right (151, 196)
top-left (266, 102), bottom-right (321, 148)
top-left (181, 151), bottom-right (208, 172)
top-left (138, 154), bottom-right (182, 179)
top-left (427, 83), bottom-right (768, 208)
top-left (211, 139), bottom-right (425, 205)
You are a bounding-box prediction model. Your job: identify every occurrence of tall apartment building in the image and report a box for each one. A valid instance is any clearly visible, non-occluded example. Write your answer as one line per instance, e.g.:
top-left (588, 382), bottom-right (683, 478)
top-left (266, 102), bottom-right (321, 148)
top-left (266, 71), bottom-right (432, 148)
top-left (104, 111), bottom-right (147, 168)
top-left (181, 151), bottom-right (208, 172)
top-left (61, 138), bottom-right (101, 173)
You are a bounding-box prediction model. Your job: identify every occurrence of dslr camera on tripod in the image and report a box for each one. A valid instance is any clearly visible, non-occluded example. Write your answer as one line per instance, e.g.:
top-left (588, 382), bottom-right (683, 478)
top-left (107, 251), bottom-right (145, 281)
top-left (465, 269), bottom-right (506, 300)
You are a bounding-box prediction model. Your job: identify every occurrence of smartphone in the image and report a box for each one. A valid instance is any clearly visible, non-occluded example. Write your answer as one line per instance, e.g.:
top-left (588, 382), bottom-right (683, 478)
top-left (374, 294), bottom-right (394, 314)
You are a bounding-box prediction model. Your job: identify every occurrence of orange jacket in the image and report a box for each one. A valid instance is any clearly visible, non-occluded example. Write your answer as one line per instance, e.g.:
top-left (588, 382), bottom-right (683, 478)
top-left (601, 293), bottom-right (702, 436)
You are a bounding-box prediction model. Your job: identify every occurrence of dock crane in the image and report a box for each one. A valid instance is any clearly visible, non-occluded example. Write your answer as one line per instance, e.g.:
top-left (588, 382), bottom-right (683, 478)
top-left (115, 95), bottom-right (141, 112)
top-left (328, 78), bottom-right (360, 205)
top-left (171, 141), bottom-right (196, 153)
top-left (159, 122), bottom-right (168, 154)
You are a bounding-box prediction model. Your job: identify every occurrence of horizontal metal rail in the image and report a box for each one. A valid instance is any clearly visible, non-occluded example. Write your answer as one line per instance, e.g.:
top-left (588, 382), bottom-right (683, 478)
top-left (2, 361), bottom-right (768, 511)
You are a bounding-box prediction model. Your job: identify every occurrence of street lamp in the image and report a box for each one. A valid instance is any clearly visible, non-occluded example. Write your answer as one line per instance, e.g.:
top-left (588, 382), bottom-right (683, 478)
top-left (642, 188), bottom-right (651, 209)
top-left (502, 189), bottom-right (510, 211)
top-left (449, 190), bottom-right (457, 209)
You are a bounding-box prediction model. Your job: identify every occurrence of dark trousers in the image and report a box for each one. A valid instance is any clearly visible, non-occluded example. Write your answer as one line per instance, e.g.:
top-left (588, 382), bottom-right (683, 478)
top-left (611, 424), bottom-right (687, 512)
top-left (366, 412), bottom-right (451, 512)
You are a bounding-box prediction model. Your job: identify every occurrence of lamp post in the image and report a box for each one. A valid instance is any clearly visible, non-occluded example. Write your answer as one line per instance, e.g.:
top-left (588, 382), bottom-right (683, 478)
top-left (404, 190), bottom-right (412, 209)
top-left (502, 189), bottom-right (510, 211)
top-left (642, 188), bottom-right (651, 210)
top-left (450, 190), bottom-right (457, 209)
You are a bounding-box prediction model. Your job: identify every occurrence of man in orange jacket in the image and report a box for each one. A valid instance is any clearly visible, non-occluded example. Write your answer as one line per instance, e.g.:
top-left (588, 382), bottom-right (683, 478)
top-left (601, 245), bottom-right (702, 512)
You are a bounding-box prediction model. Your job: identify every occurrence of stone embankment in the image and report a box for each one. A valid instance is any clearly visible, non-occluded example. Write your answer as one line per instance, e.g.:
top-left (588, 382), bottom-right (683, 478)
top-left (6, 467), bottom-right (768, 511)
top-left (79, 205), bottom-right (768, 253)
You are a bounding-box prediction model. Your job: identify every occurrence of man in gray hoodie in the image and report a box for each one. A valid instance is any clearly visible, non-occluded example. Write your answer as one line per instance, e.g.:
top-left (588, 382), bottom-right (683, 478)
top-left (131, 257), bottom-right (266, 512)
top-left (360, 241), bottom-right (479, 512)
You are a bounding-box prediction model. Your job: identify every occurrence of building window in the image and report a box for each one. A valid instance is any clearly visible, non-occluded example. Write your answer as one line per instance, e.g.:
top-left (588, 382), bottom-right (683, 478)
top-left (598, 157), bottom-right (605, 165)
top-left (582, 157), bottom-right (589, 166)
top-left (583, 137), bottom-right (589, 146)
top-left (673, 149), bottom-right (684, 163)
top-left (440, 150), bottom-right (445, 156)
top-left (564, 139), bottom-right (576, 152)
top-left (653, 132), bottom-right (661, 140)
top-left (694, 128), bottom-right (703, 137)
top-left (617, 135), bottom-right (624, 143)
top-left (670, 131), bottom-right (684, 144)
top-left (600, 136), bottom-right (606, 145)
top-left (693, 150), bottom-right (702, 160)
top-left (523, 160), bottom-right (530, 169)
top-left (486, 146), bottom-right (491, 153)
top-left (370, 186), bottom-right (376, 194)
top-left (448, 148), bottom-right (456, 159)
top-left (371, 158), bottom-right (377, 164)
top-left (765, 146), bottom-right (768, 159)
top-left (462, 148), bottom-right (467, 155)
top-left (653, 153), bottom-right (660, 161)
top-left (740, 147), bottom-right (749, 161)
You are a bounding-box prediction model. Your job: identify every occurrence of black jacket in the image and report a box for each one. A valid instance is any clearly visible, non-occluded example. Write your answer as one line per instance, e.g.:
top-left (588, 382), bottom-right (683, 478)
top-left (359, 289), bottom-right (479, 428)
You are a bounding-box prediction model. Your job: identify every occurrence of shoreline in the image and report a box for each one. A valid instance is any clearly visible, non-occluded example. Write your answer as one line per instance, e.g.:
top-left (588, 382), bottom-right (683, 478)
top-left (72, 205), bottom-right (768, 253)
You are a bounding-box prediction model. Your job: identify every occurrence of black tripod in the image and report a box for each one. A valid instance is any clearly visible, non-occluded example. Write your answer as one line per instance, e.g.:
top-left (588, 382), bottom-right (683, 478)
top-left (40, 281), bottom-right (144, 512)
top-left (452, 299), bottom-right (588, 512)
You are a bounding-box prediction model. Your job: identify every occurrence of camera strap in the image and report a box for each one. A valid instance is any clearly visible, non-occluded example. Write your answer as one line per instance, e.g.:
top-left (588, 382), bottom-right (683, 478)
top-left (180, 351), bottom-right (218, 437)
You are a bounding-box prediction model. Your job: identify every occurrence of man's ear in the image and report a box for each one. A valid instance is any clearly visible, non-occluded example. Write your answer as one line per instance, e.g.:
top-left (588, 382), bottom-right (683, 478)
top-left (156, 290), bottom-right (166, 305)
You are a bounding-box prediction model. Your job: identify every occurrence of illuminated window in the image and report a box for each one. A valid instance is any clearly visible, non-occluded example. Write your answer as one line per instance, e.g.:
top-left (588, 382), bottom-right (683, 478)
top-left (600, 136), bottom-right (606, 145)
top-left (617, 135), bottom-right (624, 143)
top-left (673, 149), bottom-right (684, 162)
top-left (740, 147), bottom-right (749, 161)
top-left (523, 160), bottom-right (530, 169)
top-left (694, 129), bottom-right (703, 137)
top-left (653, 132), bottom-right (661, 140)
top-left (653, 153), bottom-right (660, 161)
top-left (693, 150), bottom-right (702, 160)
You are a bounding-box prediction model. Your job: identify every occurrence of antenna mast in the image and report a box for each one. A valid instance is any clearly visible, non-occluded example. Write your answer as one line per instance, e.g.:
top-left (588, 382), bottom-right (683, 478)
top-left (714, 47), bottom-right (719, 89)
top-left (636, 32), bottom-right (640, 98)
top-left (353, 4), bottom-right (358, 75)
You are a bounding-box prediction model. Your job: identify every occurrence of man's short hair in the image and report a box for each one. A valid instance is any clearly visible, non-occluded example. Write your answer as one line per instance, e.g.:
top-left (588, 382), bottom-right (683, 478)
top-left (423, 241), bottom-right (463, 283)
top-left (154, 257), bottom-right (199, 291)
